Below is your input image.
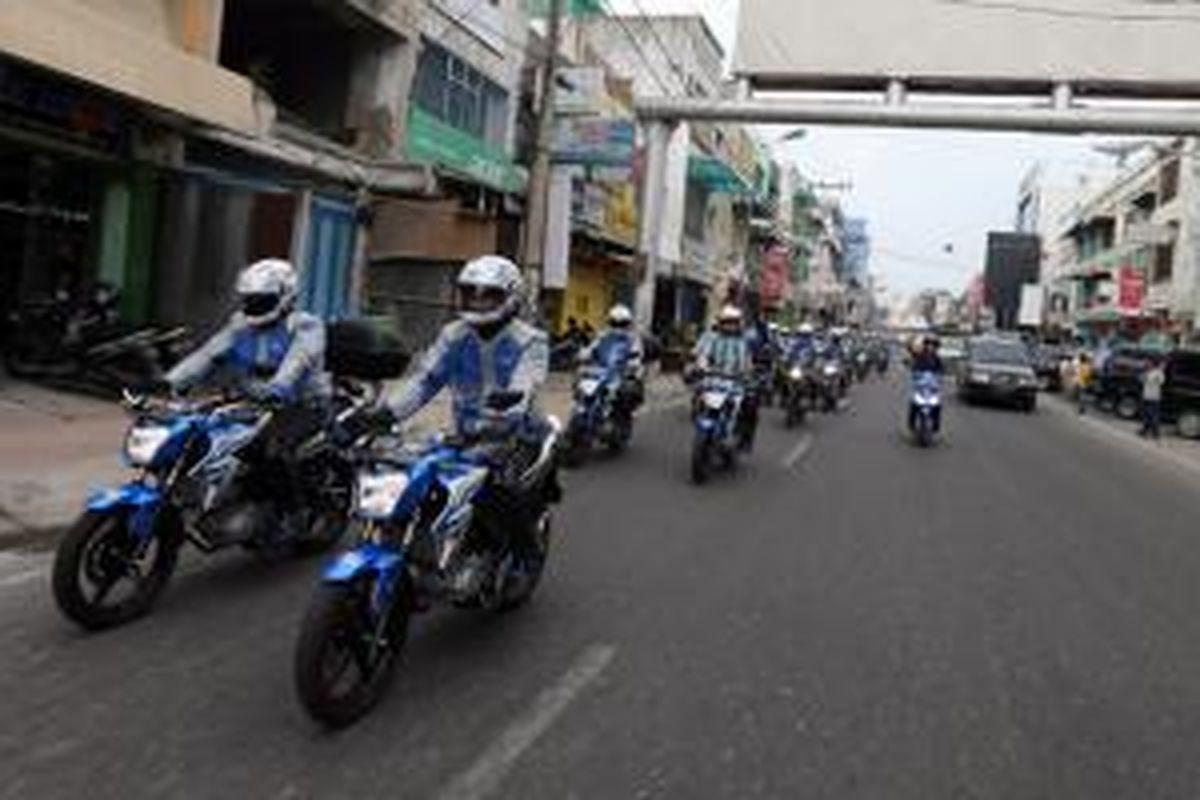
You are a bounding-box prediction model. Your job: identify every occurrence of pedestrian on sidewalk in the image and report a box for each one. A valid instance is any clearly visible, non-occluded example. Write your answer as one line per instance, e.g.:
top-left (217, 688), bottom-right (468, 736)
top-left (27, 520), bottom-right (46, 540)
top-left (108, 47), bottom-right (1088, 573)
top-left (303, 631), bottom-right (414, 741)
top-left (1140, 356), bottom-right (1166, 439)
top-left (1073, 352), bottom-right (1094, 414)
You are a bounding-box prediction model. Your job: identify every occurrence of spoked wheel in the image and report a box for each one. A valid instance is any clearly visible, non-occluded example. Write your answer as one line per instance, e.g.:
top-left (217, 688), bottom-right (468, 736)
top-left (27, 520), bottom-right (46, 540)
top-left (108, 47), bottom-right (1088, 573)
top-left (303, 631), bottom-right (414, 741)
top-left (497, 511), bottom-right (553, 612)
top-left (562, 422), bottom-right (588, 468)
top-left (52, 509), bottom-right (181, 630)
top-left (691, 434), bottom-right (712, 485)
top-left (605, 413), bottom-right (633, 455)
top-left (295, 461), bottom-right (354, 555)
top-left (295, 581), bottom-right (411, 729)
top-left (785, 397), bottom-right (805, 429)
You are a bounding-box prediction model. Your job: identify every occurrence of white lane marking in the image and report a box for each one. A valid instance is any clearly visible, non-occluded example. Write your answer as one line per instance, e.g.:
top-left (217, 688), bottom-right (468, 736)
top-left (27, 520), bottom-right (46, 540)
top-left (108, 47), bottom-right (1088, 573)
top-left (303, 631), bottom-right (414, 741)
top-left (781, 433), bottom-right (815, 470)
top-left (437, 643), bottom-right (617, 800)
top-left (0, 565), bottom-right (45, 590)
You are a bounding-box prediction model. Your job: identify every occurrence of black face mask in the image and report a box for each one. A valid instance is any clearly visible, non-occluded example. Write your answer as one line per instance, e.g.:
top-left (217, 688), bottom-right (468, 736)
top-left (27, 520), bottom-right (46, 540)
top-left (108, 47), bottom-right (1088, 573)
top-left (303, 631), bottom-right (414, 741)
top-left (242, 293), bottom-right (281, 319)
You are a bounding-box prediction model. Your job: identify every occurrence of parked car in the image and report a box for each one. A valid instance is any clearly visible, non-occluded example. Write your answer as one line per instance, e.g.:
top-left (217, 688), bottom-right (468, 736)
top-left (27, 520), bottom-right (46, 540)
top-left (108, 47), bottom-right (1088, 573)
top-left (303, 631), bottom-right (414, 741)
top-left (1166, 350), bottom-right (1200, 438)
top-left (957, 336), bottom-right (1040, 412)
top-left (1096, 346), bottom-right (1160, 419)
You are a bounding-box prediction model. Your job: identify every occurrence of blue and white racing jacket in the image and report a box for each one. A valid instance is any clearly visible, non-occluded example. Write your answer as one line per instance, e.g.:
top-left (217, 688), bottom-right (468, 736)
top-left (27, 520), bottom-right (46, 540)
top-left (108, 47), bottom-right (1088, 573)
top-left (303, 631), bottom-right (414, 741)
top-left (580, 329), bottom-right (643, 375)
top-left (166, 310), bottom-right (331, 402)
top-left (385, 319), bottom-right (549, 438)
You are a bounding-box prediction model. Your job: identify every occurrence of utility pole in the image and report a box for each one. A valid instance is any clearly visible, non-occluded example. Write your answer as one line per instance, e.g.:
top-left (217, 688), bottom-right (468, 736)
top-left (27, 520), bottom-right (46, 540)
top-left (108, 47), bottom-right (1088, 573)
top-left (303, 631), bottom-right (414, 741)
top-left (521, 0), bottom-right (565, 313)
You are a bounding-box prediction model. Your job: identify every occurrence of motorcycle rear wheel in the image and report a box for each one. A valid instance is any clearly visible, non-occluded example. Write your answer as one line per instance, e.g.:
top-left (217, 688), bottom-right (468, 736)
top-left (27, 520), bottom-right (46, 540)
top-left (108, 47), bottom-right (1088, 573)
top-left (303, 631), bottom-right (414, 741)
top-left (52, 509), bottom-right (182, 631)
top-left (295, 581), bottom-right (411, 729)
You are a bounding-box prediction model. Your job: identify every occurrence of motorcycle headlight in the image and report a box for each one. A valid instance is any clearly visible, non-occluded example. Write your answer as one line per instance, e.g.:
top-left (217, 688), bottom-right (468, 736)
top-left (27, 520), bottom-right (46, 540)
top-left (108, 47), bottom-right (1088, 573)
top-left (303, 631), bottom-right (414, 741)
top-left (124, 425), bottom-right (172, 467)
top-left (823, 365), bottom-right (839, 377)
top-left (355, 470), bottom-right (410, 519)
top-left (577, 378), bottom-right (601, 397)
top-left (789, 367), bottom-right (804, 381)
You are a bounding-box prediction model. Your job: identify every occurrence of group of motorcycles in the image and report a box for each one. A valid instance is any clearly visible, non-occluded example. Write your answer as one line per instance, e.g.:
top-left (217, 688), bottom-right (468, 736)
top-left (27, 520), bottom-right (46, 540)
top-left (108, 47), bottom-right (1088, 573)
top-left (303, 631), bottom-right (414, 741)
top-left (49, 321), bottom-right (564, 729)
top-left (44, 312), bottom-right (906, 731)
top-left (689, 332), bottom-right (892, 485)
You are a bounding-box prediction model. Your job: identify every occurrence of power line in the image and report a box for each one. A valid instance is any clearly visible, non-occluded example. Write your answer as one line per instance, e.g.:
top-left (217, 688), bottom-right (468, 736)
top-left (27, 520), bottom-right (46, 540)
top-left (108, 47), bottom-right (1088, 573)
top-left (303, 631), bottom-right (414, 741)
top-left (594, 0), bottom-right (676, 96)
top-left (624, 0), bottom-right (694, 95)
top-left (875, 246), bottom-right (978, 274)
top-left (938, 0), bottom-right (1200, 23)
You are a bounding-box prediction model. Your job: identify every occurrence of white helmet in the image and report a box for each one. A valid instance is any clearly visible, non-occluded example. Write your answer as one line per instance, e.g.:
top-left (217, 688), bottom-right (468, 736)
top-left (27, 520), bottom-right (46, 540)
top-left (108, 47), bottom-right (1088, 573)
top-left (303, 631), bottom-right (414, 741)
top-left (237, 258), bottom-right (298, 327)
top-left (798, 323), bottom-right (815, 335)
top-left (718, 304), bottom-right (744, 325)
top-left (608, 304), bottom-right (633, 329)
top-left (457, 255), bottom-right (524, 327)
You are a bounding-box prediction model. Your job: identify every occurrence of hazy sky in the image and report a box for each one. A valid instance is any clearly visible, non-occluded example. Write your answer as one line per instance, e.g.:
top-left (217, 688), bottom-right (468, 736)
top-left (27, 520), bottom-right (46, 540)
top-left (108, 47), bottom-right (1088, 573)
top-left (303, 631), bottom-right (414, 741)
top-left (607, 0), bottom-right (1130, 304)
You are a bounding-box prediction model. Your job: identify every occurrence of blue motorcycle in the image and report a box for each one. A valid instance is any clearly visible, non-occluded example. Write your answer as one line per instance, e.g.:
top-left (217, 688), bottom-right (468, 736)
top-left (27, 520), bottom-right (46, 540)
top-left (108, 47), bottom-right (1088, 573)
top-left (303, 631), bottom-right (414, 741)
top-left (51, 392), bottom-right (361, 630)
top-left (910, 371), bottom-right (943, 448)
top-left (691, 374), bottom-right (746, 485)
top-left (563, 358), bottom-right (637, 466)
top-left (293, 394), bottom-right (563, 729)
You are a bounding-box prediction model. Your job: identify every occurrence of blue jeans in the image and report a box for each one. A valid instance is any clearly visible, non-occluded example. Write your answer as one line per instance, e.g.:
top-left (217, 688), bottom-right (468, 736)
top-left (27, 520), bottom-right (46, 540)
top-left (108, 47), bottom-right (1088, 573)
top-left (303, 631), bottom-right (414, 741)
top-left (1141, 400), bottom-right (1162, 438)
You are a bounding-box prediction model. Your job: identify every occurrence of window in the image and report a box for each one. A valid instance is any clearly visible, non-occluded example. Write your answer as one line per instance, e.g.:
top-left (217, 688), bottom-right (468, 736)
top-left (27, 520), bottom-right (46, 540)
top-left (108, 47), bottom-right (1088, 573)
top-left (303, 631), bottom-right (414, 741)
top-left (414, 42), bottom-right (510, 147)
top-left (1162, 158), bottom-right (1181, 203)
top-left (1153, 241), bottom-right (1175, 284)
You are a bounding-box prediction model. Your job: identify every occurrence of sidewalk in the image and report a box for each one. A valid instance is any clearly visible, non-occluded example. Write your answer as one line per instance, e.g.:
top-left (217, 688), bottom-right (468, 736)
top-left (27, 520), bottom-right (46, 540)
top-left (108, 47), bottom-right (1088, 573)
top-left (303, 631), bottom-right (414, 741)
top-left (0, 370), bottom-right (687, 546)
top-left (1043, 392), bottom-right (1200, 475)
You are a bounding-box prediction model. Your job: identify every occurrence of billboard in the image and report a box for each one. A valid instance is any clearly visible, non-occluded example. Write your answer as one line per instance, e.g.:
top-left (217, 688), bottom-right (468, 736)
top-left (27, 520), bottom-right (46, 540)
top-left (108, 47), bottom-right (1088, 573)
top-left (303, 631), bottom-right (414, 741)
top-left (1118, 265), bottom-right (1147, 311)
top-left (734, 0), bottom-right (1200, 97)
top-left (1018, 285), bottom-right (1044, 328)
top-left (985, 233), bottom-right (1041, 331)
top-left (553, 118), bottom-right (636, 166)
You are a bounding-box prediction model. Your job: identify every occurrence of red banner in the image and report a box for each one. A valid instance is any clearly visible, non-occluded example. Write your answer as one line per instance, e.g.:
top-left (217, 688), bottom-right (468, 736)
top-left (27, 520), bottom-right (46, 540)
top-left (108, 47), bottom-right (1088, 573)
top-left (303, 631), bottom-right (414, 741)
top-left (1118, 265), bottom-right (1146, 311)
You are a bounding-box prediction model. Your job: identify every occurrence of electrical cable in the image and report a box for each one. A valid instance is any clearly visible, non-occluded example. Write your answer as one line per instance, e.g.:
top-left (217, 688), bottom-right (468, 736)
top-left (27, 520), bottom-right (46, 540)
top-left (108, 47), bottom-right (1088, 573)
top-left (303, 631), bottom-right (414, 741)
top-left (938, 0), bottom-right (1200, 23)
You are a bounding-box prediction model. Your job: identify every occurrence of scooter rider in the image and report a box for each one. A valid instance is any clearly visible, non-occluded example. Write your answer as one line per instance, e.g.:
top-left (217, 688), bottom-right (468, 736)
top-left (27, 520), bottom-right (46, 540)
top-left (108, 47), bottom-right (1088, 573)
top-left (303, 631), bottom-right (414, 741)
top-left (580, 303), bottom-right (645, 410)
top-left (909, 335), bottom-right (945, 432)
top-left (165, 258), bottom-right (331, 539)
top-left (694, 305), bottom-right (758, 451)
top-left (380, 255), bottom-right (553, 556)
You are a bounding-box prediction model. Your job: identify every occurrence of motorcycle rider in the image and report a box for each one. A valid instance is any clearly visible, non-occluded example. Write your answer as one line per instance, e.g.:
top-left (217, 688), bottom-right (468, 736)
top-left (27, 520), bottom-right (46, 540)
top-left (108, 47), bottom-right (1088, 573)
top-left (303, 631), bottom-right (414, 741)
top-left (694, 305), bottom-right (758, 451)
top-left (165, 258), bottom-right (330, 540)
top-left (381, 255), bottom-right (553, 560)
top-left (909, 335), bottom-right (945, 433)
top-left (580, 303), bottom-right (645, 413)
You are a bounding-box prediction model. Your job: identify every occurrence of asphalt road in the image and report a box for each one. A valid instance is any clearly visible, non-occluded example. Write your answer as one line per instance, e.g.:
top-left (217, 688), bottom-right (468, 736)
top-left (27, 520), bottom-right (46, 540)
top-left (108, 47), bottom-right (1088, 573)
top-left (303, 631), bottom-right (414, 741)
top-left (2, 376), bottom-right (1200, 799)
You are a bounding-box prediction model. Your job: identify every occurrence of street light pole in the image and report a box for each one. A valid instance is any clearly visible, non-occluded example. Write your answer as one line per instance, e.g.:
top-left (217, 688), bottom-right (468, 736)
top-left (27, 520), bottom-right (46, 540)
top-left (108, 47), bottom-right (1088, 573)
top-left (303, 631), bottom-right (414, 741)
top-left (521, 0), bottom-right (565, 313)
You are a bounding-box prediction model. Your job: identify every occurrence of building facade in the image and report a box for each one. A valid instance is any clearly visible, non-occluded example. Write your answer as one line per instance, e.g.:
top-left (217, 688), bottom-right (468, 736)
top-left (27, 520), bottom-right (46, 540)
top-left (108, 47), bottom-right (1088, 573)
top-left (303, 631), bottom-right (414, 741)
top-left (0, 0), bottom-right (428, 351)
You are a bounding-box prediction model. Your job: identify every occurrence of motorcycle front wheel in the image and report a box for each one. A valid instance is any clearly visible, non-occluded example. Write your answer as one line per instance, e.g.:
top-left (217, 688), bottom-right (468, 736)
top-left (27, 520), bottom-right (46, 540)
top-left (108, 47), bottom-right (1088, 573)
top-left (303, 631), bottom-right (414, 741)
top-left (691, 433), bottom-right (712, 485)
top-left (785, 399), bottom-right (805, 429)
top-left (915, 415), bottom-right (933, 448)
top-left (497, 510), bottom-right (552, 612)
top-left (562, 420), bottom-right (589, 468)
top-left (294, 581), bottom-right (411, 729)
top-left (52, 509), bottom-right (182, 631)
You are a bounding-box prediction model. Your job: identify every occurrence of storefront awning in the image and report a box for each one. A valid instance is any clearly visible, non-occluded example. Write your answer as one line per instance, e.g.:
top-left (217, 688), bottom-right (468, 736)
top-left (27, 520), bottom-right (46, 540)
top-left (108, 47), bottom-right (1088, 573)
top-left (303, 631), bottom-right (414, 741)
top-left (0, 0), bottom-right (259, 135)
top-left (688, 154), bottom-right (753, 196)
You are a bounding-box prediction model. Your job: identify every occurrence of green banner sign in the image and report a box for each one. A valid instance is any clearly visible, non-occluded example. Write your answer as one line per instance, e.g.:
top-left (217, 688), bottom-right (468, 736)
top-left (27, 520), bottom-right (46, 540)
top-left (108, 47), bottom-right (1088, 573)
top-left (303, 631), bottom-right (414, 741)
top-left (525, 0), bottom-right (604, 17)
top-left (407, 107), bottom-right (527, 194)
